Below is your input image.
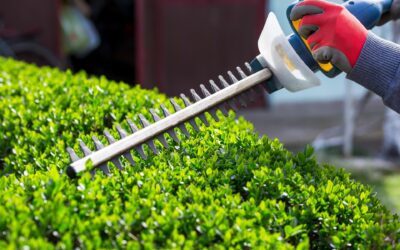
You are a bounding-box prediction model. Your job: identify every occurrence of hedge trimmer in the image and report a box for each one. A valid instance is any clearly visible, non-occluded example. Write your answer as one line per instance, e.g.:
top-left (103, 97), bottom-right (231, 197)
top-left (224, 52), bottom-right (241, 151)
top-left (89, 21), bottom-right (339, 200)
top-left (66, 0), bottom-right (392, 178)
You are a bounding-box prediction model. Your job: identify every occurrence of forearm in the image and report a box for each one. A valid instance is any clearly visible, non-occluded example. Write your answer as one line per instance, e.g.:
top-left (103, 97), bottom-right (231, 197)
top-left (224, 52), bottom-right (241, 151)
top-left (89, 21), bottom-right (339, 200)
top-left (347, 32), bottom-right (400, 113)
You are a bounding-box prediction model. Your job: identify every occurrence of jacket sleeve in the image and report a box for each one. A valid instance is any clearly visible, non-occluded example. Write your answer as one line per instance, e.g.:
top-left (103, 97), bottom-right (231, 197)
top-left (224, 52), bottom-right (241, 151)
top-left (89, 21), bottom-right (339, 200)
top-left (347, 32), bottom-right (400, 113)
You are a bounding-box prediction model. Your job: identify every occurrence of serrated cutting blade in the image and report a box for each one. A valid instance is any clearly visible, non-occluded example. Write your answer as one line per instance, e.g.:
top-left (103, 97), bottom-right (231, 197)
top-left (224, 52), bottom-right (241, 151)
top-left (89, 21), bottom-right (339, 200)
top-left (66, 65), bottom-right (271, 178)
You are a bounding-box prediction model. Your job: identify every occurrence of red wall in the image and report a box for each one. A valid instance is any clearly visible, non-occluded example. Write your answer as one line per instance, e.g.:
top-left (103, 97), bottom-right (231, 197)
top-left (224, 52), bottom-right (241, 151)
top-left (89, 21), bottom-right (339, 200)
top-left (0, 0), bottom-right (62, 58)
top-left (136, 0), bottom-right (268, 101)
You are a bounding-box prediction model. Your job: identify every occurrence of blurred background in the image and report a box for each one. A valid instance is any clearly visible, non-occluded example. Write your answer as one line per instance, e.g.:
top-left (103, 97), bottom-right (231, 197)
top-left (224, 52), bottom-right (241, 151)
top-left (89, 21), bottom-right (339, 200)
top-left (0, 0), bottom-right (398, 212)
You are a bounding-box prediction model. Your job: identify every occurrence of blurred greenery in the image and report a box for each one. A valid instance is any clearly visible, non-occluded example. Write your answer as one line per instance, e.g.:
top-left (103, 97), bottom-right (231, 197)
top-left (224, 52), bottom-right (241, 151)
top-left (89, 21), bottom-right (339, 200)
top-left (349, 170), bottom-right (400, 213)
top-left (316, 147), bottom-right (400, 214)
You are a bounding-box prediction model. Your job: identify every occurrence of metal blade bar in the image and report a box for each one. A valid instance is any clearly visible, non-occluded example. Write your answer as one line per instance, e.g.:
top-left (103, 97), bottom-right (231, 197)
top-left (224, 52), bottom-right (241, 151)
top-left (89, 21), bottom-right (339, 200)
top-left (67, 69), bottom-right (271, 176)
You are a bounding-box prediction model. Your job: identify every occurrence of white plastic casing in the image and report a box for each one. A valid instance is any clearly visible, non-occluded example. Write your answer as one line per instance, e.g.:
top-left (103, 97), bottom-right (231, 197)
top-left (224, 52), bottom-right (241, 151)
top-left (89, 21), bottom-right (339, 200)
top-left (258, 12), bottom-right (320, 92)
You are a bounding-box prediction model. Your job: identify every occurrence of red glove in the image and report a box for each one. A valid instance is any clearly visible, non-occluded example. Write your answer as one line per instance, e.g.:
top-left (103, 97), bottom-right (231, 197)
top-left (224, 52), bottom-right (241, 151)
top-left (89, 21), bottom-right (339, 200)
top-left (290, 0), bottom-right (368, 73)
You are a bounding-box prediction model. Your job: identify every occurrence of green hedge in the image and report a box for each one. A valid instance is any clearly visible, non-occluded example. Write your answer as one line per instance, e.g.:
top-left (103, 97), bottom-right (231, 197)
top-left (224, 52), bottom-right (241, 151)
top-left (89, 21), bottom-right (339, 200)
top-left (0, 58), bottom-right (399, 249)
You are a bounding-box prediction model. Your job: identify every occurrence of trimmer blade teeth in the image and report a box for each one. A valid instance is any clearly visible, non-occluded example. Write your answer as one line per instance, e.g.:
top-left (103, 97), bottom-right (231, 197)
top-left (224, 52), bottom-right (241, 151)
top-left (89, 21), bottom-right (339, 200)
top-left (200, 84), bottom-right (211, 97)
top-left (99, 163), bottom-right (111, 175)
top-left (200, 84), bottom-right (220, 121)
top-left (157, 134), bottom-right (170, 149)
top-left (116, 124), bottom-right (129, 138)
top-left (190, 89), bottom-right (202, 102)
top-left (160, 104), bottom-right (171, 117)
top-left (180, 94), bottom-right (200, 130)
top-left (230, 69), bottom-right (250, 107)
top-left (135, 145), bottom-right (148, 160)
top-left (173, 94), bottom-right (192, 138)
top-left (110, 155), bottom-right (124, 170)
top-left (77, 140), bottom-right (97, 176)
top-left (190, 89), bottom-right (210, 127)
top-left (228, 71), bottom-right (239, 83)
top-left (147, 141), bottom-right (160, 155)
top-left (115, 125), bottom-right (126, 139)
top-left (79, 140), bottom-right (92, 156)
top-left (92, 136), bottom-right (113, 173)
top-left (138, 114), bottom-right (151, 127)
top-left (179, 124), bottom-right (190, 138)
top-left (170, 98), bottom-right (182, 112)
top-left (125, 120), bottom-right (147, 160)
top-left (123, 152), bottom-right (136, 166)
top-left (127, 119), bottom-right (139, 132)
top-left (237, 68), bottom-right (258, 101)
top-left (228, 67), bottom-right (253, 107)
top-left (236, 66), bottom-right (248, 79)
top-left (67, 147), bottom-right (80, 162)
top-left (96, 133), bottom-right (124, 170)
top-left (104, 130), bottom-right (128, 169)
top-left (218, 105), bottom-right (229, 117)
top-left (245, 62), bottom-right (252, 73)
top-left (209, 80), bottom-right (229, 117)
top-left (150, 109), bottom-right (174, 146)
top-left (113, 125), bottom-right (137, 165)
top-left (209, 111), bottom-right (220, 122)
top-left (155, 104), bottom-right (190, 141)
top-left (196, 114), bottom-right (211, 127)
top-left (199, 115), bottom-right (210, 127)
top-left (180, 94), bottom-right (192, 107)
top-left (226, 100), bottom-right (239, 112)
top-left (168, 129), bottom-right (180, 143)
top-left (150, 109), bottom-right (161, 121)
top-left (219, 75), bottom-right (230, 88)
top-left (137, 114), bottom-right (160, 154)
top-left (104, 130), bottom-right (116, 144)
top-left (218, 75), bottom-right (239, 111)
top-left (161, 104), bottom-right (185, 139)
top-left (179, 94), bottom-right (200, 129)
top-left (92, 136), bottom-right (105, 150)
top-left (179, 94), bottom-right (197, 134)
top-left (189, 119), bottom-right (200, 132)
top-left (209, 80), bottom-right (221, 92)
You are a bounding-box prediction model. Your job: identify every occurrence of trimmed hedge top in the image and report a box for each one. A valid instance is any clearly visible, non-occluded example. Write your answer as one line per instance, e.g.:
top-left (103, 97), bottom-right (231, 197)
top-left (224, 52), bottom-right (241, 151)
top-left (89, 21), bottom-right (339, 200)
top-left (0, 58), bottom-right (399, 249)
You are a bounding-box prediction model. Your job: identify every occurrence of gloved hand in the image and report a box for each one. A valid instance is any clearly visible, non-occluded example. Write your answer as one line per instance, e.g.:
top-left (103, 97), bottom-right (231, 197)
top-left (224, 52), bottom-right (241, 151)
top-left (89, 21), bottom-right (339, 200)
top-left (290, 0), bottom-right (368, 73)
top-left (378, 0), bottom-right (400, 25)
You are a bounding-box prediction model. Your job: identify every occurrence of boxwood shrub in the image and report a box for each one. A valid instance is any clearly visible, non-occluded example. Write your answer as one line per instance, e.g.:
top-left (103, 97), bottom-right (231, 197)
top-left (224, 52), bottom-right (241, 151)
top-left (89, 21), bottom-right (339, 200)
top-left (0, 58), bottom-right (399, 249)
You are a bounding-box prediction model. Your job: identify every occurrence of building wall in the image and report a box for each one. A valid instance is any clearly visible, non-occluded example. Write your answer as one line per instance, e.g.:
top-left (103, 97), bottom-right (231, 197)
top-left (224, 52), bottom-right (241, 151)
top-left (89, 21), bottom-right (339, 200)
top-left (136, 0), bottom-right (267, 101)
top-left (0, 0), bottom-right (62, 58)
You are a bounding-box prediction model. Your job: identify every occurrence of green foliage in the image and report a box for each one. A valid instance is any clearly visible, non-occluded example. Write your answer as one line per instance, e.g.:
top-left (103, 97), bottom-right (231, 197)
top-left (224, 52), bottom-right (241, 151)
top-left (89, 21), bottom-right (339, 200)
top-left (0, 58), bottom-right (399, 249)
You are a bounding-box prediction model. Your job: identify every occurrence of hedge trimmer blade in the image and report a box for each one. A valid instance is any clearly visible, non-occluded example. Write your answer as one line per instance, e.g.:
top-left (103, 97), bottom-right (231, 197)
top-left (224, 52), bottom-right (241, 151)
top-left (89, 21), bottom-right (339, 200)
top-left (66, 64), bottom-right (272, 178)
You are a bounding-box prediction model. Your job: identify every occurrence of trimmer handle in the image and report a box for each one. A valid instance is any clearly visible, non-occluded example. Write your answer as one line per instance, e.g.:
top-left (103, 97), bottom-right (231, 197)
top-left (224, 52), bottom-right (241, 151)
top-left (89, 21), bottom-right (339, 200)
top-left (287, 0), bottom-right (393, 78)
top-left (343, 0), bottom-right (392, 29)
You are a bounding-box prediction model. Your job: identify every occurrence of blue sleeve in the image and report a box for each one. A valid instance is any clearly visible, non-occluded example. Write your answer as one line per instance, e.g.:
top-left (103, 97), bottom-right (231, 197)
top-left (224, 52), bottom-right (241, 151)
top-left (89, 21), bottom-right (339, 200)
top-left (347, 32), bottom-right (400, 113)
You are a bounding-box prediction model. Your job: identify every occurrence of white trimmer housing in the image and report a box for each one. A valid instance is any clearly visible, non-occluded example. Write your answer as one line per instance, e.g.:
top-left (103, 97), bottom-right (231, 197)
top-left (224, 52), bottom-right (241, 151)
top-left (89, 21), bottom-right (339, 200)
top-left (258, 12), bottom-right (320, 92)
